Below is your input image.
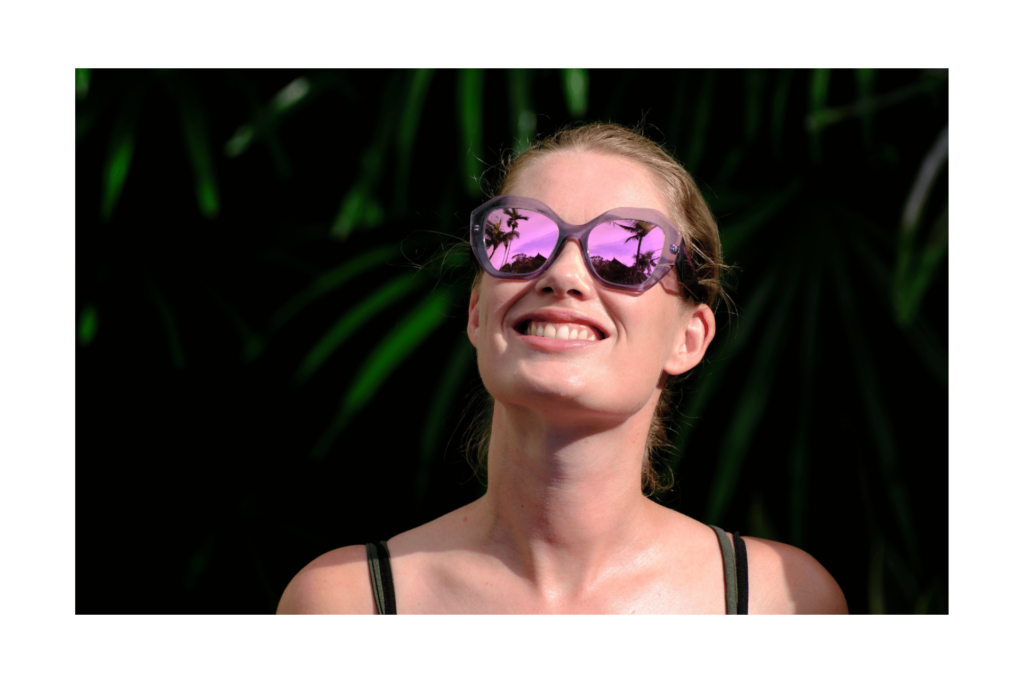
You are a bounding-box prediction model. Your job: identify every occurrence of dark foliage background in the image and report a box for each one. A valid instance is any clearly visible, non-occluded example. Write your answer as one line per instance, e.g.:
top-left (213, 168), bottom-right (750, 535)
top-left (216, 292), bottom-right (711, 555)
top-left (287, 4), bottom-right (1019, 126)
top-left (76, 68), bottom-right (948, 614)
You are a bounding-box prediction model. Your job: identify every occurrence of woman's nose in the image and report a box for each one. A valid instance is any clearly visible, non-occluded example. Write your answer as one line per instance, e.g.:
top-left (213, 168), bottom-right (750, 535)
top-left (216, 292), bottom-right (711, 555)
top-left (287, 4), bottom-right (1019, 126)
top-left (533, 239), bottom-right (596, 299)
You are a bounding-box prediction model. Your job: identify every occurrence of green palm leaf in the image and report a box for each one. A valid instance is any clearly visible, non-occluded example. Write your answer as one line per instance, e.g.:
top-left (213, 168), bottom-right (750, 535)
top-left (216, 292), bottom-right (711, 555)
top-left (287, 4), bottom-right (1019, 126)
top-left (266, 245), bottom-right (400, 336)
top-left (169, 73), bottom-right (220, 218)
top-left (562, 68), bottom-right (589, 119)
top-left (293, 271), bottom-right (420, 385)
top-left (311, 290), bottom-right (452, 460)
top-left (832, 235), bottom-right (920, 570)
top-left (76, 68), bottom-right (90, 100)
top-left (100, 84), bottom-right (146, 222)
top-left (458, 69), bottom-right (485, 198)
top-left (704, 259), bottom-right (802, 525)
top-left (394, 69), bottom-right (434, 216)
top-left (508, 69), bottom-right (535, 154)
top-left (417, 335), bottom-right (477, 505)
top-left (331, 73), bottom-right (406, 239)
top-left (669, 264), bottom-right (781, 474)
top-left (78, 304), bottom-right (98, 347)
top-left (685, 70), bottom-right (716, 174)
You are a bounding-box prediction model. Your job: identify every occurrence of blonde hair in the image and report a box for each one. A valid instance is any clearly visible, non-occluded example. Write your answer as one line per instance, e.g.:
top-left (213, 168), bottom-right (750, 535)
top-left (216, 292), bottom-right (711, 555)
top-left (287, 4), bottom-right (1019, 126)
top-left (468, 122), bottom-right (729, 494)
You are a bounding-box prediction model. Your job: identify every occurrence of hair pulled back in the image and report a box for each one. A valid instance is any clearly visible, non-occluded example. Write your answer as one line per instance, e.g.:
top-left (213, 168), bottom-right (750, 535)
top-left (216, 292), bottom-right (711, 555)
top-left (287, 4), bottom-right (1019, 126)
top-left (468, 122), bottom-right (728, 494)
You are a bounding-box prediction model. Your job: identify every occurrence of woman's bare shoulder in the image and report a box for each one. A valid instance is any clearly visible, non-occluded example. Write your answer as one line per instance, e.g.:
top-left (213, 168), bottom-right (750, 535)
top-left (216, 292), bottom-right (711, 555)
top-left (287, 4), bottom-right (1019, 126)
top-left (276, 545), bottom-right (375, 615)
top-left (742, 536), bottom-right (848, 614)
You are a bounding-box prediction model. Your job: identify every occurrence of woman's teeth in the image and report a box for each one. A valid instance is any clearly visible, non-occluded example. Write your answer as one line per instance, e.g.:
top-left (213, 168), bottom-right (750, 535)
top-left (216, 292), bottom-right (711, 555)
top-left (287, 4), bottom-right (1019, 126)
top-left (525, 321), bottom-right (599, 341)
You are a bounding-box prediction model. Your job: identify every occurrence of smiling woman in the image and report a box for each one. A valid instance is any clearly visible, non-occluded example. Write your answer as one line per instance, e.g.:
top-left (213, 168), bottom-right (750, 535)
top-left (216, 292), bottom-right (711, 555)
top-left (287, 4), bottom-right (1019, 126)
top-left (276, 122), bottom-right (848, 615)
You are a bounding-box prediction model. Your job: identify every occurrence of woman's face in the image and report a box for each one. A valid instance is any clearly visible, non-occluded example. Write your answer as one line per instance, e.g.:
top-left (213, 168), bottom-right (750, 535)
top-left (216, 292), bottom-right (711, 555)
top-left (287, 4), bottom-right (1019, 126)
top-left (467, 151), bottom-right (714, 424)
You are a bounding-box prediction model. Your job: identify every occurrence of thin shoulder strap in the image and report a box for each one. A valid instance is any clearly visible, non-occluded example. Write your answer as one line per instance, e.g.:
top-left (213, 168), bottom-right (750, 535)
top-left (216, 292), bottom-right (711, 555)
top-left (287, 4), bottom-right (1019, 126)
top-left (365, 540), bottom-right (397, 615)
top-left (734, 532), bottom-right (749, 615)
top-left (709, 526), bottom-right (749, 615)
top-left (709, 525), bottom-right (738, 614)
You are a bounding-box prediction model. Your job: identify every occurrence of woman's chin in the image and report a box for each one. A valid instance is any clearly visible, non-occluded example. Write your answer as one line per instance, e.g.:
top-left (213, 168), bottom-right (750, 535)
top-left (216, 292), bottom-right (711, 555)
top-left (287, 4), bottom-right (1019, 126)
top-left (489, 375), bottom-right (647, 421)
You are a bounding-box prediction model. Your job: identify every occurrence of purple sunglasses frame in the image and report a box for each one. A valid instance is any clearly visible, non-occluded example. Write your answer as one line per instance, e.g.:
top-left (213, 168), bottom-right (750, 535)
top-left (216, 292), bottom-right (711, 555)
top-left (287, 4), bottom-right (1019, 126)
top-left (470, 195), bottom-right (696, 293)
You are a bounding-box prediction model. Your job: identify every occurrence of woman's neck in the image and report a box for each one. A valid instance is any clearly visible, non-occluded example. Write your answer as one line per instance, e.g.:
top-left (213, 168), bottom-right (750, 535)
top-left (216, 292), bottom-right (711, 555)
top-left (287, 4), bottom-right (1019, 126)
top-left (471, 399), bottom-right (662, 597)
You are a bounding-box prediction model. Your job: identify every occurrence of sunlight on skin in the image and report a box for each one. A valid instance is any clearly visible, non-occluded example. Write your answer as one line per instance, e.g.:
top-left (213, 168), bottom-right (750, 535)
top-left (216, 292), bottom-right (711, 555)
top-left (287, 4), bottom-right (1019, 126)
top-left (469, 151), bottom-right (714, 428)
top-left (462, 151), bottom-right (717, 595)
top-left (279, 149), bottom-right (848, 615)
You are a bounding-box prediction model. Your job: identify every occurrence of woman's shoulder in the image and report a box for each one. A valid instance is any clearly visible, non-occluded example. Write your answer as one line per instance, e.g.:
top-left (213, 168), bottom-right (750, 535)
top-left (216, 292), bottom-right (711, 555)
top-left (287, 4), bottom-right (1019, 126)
top-left (741, 535), bottom-right (848, 614)
top-left (276, 544), bottom-right (375, 615)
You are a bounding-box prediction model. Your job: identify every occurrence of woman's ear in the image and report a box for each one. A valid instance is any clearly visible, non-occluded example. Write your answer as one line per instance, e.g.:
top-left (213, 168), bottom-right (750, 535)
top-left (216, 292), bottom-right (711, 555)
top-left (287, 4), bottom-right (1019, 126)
top-left (467, 287), bottom-right (480, 349)
top-left (664, 303), bottom-right (716, 376)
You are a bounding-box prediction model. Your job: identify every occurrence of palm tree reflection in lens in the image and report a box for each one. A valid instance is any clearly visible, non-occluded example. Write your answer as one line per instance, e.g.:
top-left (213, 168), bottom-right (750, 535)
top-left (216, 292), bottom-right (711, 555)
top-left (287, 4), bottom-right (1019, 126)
top-left (485, 211), bottom-right (663, 286)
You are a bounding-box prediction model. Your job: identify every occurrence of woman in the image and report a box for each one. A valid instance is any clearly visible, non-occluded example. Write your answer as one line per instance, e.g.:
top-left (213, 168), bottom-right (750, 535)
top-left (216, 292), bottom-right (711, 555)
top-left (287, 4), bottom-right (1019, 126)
top-left (278, 123), bottom-right (848, 614)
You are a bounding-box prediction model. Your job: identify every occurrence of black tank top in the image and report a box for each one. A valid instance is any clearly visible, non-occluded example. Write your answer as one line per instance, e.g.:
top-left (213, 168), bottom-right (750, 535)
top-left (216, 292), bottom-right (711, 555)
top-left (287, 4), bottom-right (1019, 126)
top-left (366, 524), bottom-right (748, 615)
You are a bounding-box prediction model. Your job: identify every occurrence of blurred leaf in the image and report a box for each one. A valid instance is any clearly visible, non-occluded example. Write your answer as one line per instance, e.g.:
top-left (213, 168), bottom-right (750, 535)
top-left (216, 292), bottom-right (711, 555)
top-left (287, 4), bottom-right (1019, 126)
top-left (808, 68), bottom-right (831, 164)
top-left (884, 543), bottom-right (919, 606)
top-left (895, 126), bottom-right (948, 326)
top-left (847, 226), bottom-right (948, 389)
top-left (561, 68), bottom-right (589, 119)
top-left (311, 290), bottom-right (451, 460)
top-left (332, 185), bottom-right (384, 239)
top-left (715, 146), bottom-right (744, 187)
top-left (224, 123), bottom-right (254, 158)
top-left (100, 84), bottom-right (146, 222)
top-left (789, 246), bottom-right (824, 547)
top-left (167, 73), bottom-right (220, 218)
top-left (855, 69), bottom-right (876, 146)
top-left (719, 179), bottom-right (802, 257)
top-left (457, 69), bottom-right (485, 198)
top-left (685, 70), bottom-right (716, 174)
top-left (394, 69), bottom-right (434, 216)
top-left (240, 524), bottom-right (278, 613)
top-left (272, 77), bottom-right (310, 114)
top-left (293, 271), bottom-right (420, 385)
top-left (602, 70), bottom-right (634, 131)
top-left (143, 272), bottom-right (185, 370)
top-left (787, 409), bottom-right (810, 548)
top-left (807, 76), bottom-right (947, 133)
top-left (417, 335), bottom-right (476, 505)
top-left (868, 537), bottom-right (886, 614)
top-left (508, 69), bottom-right (536, 154)
top-left (915, 577), bottom-right (940, 614)
top-left (196, 280), bottom-right (257, 359)
top-left (744, 69), bottom-right (768, 143)
top-left (833, 236), bottom-right (920, 570)
top-left (809, 68), bottom-right (830, 114)
top-left (331, 72), bottom-right (406, 239)
top-left (896, 204), bottom-right (948, 326)
top-left (222, 71), bottom-right (348, 181)
top-left (76, 68), bottom-right (90, 100)
top-left (669, 264), bottom-right (781, 473)
top-left (223, 72), bottom-right (348, 158)
top-left (76, 102), bottom-right (102, 144)
top-left (267, 245), bottom-right (400, 336)
top-left (747, 490), bottom-right (779, 541)
top-left (704, 262), bottom-right (801, 524)
top-left (181, 527), bottom-right (218, 592)
top-left (901, 314), bottom-right (948, 389)
top-left (666, 71), bottom-right (688, 155)
top-left (771, 69), bottom-right (793, 160)
top-left (78, 304), bottom-right (98, 346)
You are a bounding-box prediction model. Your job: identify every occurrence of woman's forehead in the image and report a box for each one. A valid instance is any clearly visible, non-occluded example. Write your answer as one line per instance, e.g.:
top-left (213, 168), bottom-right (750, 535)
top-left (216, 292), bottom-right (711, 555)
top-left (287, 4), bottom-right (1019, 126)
top-left (507, 151), bottom-right (670, 224)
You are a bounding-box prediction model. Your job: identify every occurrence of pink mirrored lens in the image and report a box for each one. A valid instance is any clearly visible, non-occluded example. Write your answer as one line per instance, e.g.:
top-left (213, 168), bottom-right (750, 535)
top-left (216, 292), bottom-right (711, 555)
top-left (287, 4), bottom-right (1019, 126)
top-left (484, 208), bottom-right (558, 273)
top-left (588, 220), bottom-right (666, 285)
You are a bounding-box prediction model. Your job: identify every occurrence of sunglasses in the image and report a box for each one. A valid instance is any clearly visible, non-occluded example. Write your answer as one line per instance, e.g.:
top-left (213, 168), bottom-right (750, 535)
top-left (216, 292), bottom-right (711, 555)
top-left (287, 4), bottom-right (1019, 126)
top-left (470, 195), bottom-right (696, 293)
